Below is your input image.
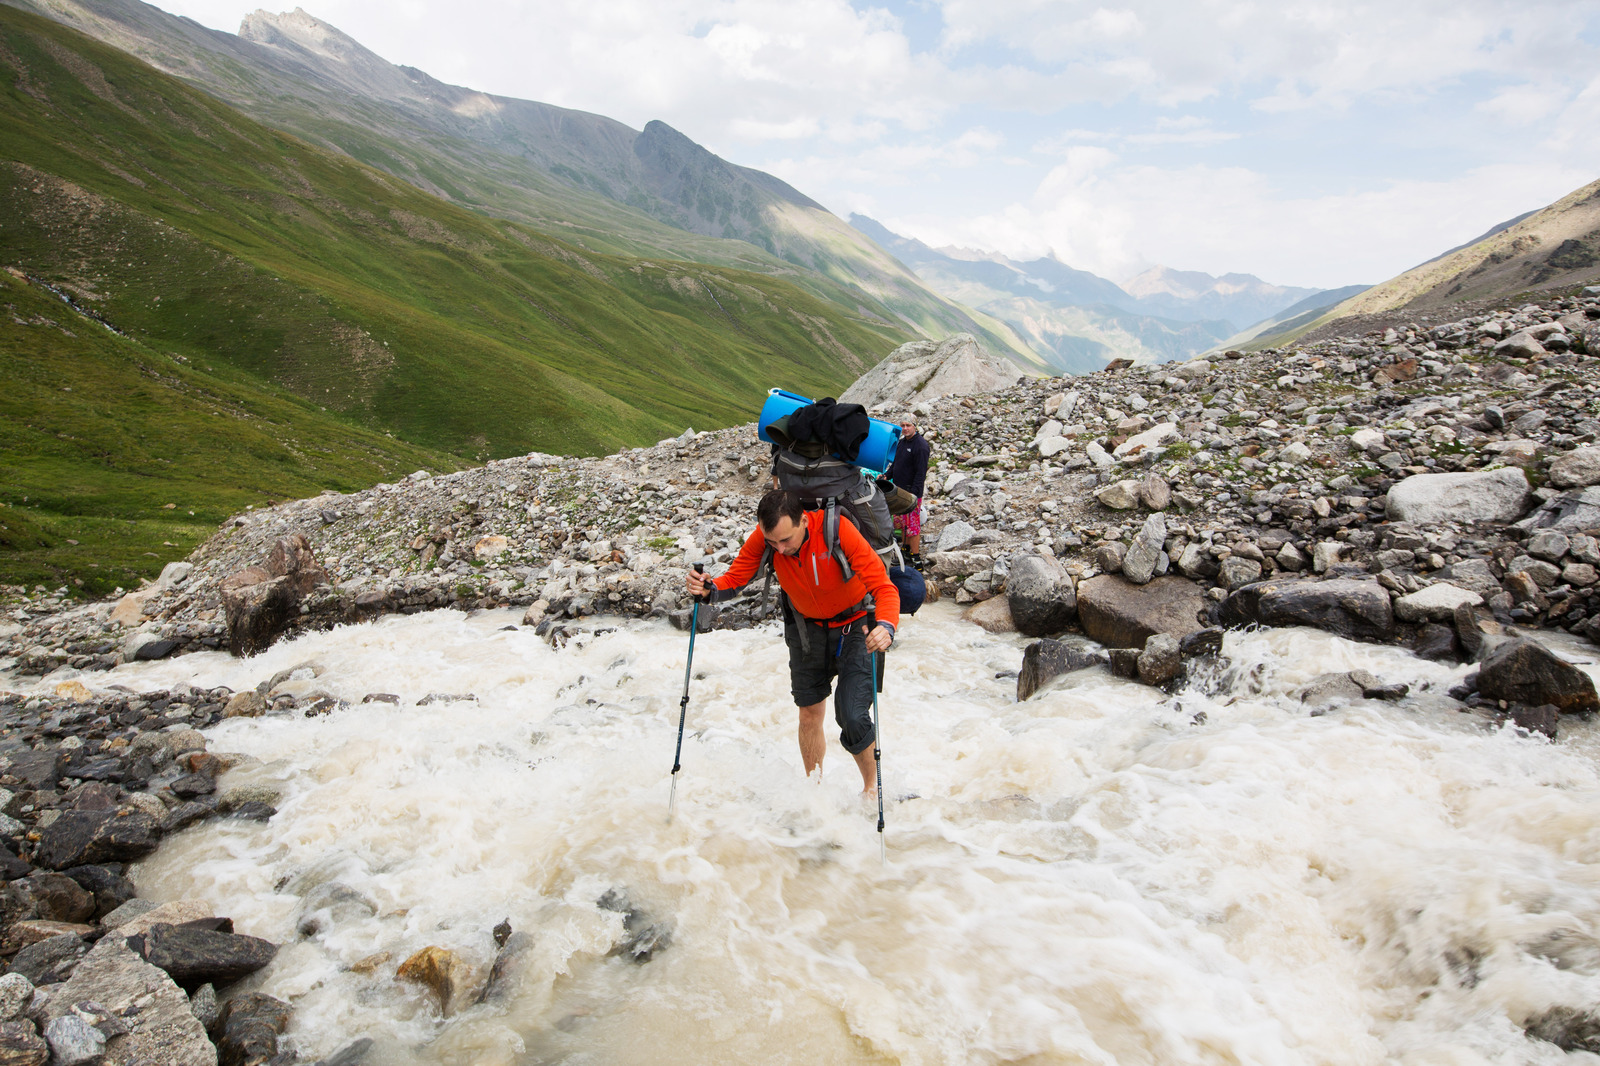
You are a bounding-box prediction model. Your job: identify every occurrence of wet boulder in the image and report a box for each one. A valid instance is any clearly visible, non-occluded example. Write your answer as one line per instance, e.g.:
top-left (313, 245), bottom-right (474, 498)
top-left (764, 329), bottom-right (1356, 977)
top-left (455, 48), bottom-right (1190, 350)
top-left (211, 992), bottom-right (291, 1066)
top-left (962, 595), bottom-right (1015, 634)
top-left (479, 931), bottom-right (535, 1004)
top-left (1075, 575), bottom-right (1206, 649)
top-left (396, 946), bottom-right (475, 1015)
top-left (134, 921), bottom-right (278, 990)
top-left (1005, 555), bottom-right (1077, 636)
top-left (1222, 578), bottom-right (1394, 643)
top-left (222, 577), bottom-right (299, 659)
top-left (31, 810), bottom-right (161, 871)
top-left (1476, 639), bottom-right (1600, 715)
top-left (1136, 633), bottom-right (1182, 686)
top-left (1385, 468), bottom-right (1532, 525)
top-left (1017, 640), bottom-right (1107, 701)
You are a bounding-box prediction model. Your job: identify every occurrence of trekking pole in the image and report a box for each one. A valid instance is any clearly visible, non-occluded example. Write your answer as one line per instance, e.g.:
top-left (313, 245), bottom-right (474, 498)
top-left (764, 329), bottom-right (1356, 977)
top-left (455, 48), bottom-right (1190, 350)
top-left (870, 616), bottom-right (886, 865)
top-left (668, 564), bottom-right (704, 824)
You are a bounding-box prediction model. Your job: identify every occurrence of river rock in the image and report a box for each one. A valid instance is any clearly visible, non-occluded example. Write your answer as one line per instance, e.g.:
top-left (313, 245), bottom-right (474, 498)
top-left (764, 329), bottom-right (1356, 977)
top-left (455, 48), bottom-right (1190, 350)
top-left (934, 521), bottom-right (977, 553)
top-left (8, 934), bottom-right (89, 985)
top-left (1436, 559), bottom-right (1503, 599)
top-left (0, 1020), bottom-right (47, 1066)
top-left (42, 1014), bottom-right (103, 1066)
top-left (1095, 480), bottom-right (1141, 511)
top-left (2, 921), bottom-right (94, 955)
top-left (32, 811), bottom-right (161, 871)
top-left (1550, 447), bottom-right (1600, 489)
top-left (1298, 672), bottom-right (1366, 711)
top-left (479, 931), bottom-right (535, 1005)
top-left (1017, 640), bottom-right (1107, 701)
top-left (1222, 578), bottom-right (1395, 642)
top-left (222, 691), bottom-right (266, 719)
top-left (211, 992), bottom-right (290, 1066)
top-left (136, 922), bottom-right (278, 990)
top-left (1136, 634), bottom-right (1182, 686)
top-left (1393, 583), bottom-right (1482, 623)
top-left (1122, 514), bottom-right (1166, 586)
top-left (1004, 555), bottom-right (1076, 636)
top-left (1113, 422), bottom-right (1178, 460)
top-left (1075, 575), bottom-right (1206, 649)
top-left (1476, 638), bottom-right (1600, 715)
top-left (1520, 487), bottom-right (1600, 532)
top-left (4, 752), bottom-right (62, 793)
top-left (222, 577), bottom-right (300, 659)
top-left (1385, 468), bottom-right (1532, 524)
top-left (1220, 556), bottom-right (1263, 589)
top-left (0, 974), bottom-right (31, 1022)
top-left (42, 934), bottom-right (216, 1066)
top-left (16, 873), bottom-right (93, 924)
top-left (396, 946), bottom-right (475, 1015)
top-left (962, 595), bottom-right (1015, 634)
top-left (924, 550), bottom-right (994, 579)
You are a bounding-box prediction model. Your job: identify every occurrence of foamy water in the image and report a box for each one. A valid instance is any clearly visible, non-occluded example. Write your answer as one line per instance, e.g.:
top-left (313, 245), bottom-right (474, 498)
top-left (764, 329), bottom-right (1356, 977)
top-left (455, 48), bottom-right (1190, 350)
top-left (23, 604), bottom-right (1600, 1065)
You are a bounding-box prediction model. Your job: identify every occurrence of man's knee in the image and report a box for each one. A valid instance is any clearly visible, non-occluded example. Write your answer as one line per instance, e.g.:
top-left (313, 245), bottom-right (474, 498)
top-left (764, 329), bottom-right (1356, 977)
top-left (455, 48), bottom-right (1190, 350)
top-left (797, 701), bottom-right (826, 727)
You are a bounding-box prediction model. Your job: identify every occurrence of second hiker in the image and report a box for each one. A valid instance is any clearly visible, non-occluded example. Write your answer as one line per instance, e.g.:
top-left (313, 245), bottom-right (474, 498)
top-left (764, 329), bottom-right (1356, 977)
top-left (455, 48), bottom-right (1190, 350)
top-left (686, 488), bottom-right (900, 795)
top-left (889, 413), bottom-right (932, 570)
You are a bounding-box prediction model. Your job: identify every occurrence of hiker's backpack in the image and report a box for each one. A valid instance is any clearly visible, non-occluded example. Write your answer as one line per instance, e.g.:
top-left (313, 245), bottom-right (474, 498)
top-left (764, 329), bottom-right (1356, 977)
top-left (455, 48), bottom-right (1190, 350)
top-left (757, 390), bottom-right (901, 575)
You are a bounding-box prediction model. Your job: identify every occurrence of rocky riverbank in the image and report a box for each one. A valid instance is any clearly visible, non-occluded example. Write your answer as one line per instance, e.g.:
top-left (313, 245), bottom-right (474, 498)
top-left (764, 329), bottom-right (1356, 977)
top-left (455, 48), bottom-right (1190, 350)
top-left (5, 289), bottom-right (1599, 678)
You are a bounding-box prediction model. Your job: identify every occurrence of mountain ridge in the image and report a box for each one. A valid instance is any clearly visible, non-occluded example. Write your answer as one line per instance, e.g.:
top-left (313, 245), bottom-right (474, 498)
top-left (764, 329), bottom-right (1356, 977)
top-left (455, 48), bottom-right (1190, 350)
top-left (5, 0), bottom-right (1038, 365)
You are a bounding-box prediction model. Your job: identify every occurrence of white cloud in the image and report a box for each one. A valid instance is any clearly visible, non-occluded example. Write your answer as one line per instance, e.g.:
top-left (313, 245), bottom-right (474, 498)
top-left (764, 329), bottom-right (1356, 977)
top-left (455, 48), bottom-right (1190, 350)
top-left (147, 0), bottom-right (1600, 288)
top-left (888, 159), bottom-right (1599, 288)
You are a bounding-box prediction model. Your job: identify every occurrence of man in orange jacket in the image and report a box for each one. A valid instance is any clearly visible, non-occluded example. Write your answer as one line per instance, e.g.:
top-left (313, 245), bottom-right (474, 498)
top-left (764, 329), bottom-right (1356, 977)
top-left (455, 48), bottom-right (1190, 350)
top-left (687, 489), bottom-right (900, 795)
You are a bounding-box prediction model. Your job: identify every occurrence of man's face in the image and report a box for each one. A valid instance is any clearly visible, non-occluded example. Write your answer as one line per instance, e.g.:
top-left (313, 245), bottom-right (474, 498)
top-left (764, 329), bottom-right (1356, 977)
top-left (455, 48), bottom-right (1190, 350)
top-left (763, 515), bottom-right (807, 557)
top-left (900, 421), bottom-right (917, 438)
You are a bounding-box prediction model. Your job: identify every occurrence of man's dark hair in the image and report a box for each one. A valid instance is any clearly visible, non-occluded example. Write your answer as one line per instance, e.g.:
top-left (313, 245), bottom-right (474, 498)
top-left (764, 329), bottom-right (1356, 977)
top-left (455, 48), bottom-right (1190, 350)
top-left (757, 488), bottom-right (804, 531)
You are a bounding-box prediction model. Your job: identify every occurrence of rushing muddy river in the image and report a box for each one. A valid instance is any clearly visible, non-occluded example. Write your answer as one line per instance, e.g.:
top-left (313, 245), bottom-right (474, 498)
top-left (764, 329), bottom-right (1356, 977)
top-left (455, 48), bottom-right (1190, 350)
top-left (26, 603), bottom-right (1600, 1065)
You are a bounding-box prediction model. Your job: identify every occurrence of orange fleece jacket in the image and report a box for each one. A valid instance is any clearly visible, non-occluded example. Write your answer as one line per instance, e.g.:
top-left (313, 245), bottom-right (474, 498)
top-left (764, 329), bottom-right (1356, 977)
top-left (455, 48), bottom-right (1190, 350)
top-left (711, 510), bottom-right (900, 630)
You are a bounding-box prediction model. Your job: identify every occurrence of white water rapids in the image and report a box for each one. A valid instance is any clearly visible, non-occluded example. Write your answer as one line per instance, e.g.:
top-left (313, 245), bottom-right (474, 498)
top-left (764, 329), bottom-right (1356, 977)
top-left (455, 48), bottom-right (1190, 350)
top-left (18, 603), bottom-right (1600, 1065)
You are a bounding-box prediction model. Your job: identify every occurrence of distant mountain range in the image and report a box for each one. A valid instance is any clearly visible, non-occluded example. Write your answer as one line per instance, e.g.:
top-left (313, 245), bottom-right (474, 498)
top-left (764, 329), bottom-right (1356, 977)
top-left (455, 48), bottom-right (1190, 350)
top-left (850, 215), bottom-right (1323, 371)
top-left (5, 0), bottom-right (1040, 368)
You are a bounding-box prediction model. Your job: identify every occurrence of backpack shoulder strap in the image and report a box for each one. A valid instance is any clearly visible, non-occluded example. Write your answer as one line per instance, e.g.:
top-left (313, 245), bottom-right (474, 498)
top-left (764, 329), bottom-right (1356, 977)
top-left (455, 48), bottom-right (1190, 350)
top-left (822, 500), bottom-right (854, 581)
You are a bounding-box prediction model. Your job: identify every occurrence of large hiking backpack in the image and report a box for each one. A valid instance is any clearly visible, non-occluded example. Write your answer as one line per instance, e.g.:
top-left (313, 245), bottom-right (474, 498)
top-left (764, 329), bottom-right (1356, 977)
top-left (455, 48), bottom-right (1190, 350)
top-left (759, 393), bottom-right (900, 573)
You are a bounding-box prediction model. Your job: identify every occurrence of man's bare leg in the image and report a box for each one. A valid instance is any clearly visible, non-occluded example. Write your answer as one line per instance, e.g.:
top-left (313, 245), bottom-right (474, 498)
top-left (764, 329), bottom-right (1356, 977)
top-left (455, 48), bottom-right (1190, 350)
top-left (851, 745), bottom-right (877, 797)
top-left (798, 701), bottom-right (827, 778)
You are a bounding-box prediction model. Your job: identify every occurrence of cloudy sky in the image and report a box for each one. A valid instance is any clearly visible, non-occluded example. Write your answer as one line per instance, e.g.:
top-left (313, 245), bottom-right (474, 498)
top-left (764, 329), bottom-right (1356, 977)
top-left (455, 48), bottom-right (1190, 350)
top-left (153, 0), bottom-right (1600, 289)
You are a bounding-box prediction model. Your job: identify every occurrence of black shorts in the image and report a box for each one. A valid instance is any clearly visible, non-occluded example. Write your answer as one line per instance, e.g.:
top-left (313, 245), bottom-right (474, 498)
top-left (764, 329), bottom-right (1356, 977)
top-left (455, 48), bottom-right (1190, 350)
top-left (784, 615), bottom-right (877, 755)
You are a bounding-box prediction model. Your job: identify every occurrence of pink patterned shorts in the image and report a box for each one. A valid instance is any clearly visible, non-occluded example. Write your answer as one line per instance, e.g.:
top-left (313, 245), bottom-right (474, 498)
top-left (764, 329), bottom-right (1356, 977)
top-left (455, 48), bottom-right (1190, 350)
top-left (894, 499), bottom-right (923, 538)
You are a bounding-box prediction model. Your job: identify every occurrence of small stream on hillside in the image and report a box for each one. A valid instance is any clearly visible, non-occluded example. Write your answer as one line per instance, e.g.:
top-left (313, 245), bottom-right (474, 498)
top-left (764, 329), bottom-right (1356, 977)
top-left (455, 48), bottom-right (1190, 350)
top-left (17, 603), bottom-right (1600, 1065)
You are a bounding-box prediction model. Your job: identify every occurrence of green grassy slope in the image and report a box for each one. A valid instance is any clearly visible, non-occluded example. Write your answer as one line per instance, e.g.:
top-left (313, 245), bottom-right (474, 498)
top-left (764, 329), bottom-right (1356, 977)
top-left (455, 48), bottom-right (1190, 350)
top-left (0, 4), bottom-right (908, 461)
top-left (0, 6), bottom-right (913, 591)
top-left (0, 268), bottom-right (453, 594)
top-left (4, 0), bottom-right (1033, 365)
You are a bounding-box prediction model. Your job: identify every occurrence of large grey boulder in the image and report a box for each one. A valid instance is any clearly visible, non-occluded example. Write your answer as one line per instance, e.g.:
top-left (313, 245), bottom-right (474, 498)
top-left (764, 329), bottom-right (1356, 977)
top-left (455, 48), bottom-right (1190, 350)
top-left (1476, 639), bottom-right (1600, 715)
top-left (1386, 468), bottom-right (1531, 524)
top-left (1221, 578), bottom-right (1395, 642)
top-left (840, 334), bottom-right (1018, 407)
top-left (1005, 555), bottom-right (1077, 637)
top-left (1075, 575), bottom-right (1206, 649)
